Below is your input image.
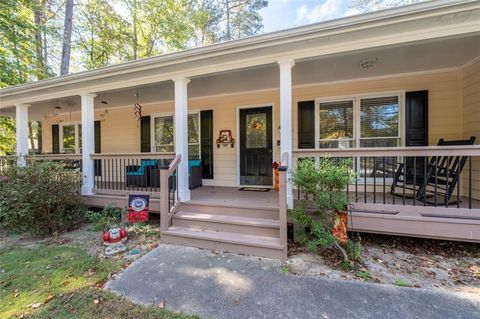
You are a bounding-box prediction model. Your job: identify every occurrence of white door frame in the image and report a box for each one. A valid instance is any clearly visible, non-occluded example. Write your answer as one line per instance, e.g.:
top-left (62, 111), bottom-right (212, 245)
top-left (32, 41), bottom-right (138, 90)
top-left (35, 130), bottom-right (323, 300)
top-left (236, 103), bottom-right (275, 187)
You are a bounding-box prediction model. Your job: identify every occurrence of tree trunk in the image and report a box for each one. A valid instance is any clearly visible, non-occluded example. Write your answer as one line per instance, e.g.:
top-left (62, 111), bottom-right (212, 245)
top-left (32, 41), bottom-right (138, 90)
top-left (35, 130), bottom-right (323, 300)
top-left (33, 0), bottom-right (48, 78)
top-left (132, 0), bottom-right (138, 60)
top-left (226, 0), bottom-right (231, 40)
top-left (28, 121), bottom-right (36, 152)
top-left (60, 0), bottom-right (74, 75)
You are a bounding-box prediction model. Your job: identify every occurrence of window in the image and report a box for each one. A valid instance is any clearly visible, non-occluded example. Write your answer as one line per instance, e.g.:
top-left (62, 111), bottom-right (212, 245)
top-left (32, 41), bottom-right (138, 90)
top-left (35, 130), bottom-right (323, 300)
top-left (153, 113), bottom-right (201, 159)
top-left (60, 123), bottom-right (81, 154)
top-left (317, 93), bottom-right (402, 178)
top-left (319, 100), bottom-right (354, 149)
top-left (317, 93), bottom-right (402, 149)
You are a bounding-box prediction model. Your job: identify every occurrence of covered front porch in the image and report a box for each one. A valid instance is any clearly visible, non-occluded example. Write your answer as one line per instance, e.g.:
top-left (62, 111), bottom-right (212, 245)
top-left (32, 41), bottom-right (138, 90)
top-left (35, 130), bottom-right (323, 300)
top-left (1, 1), bottom-right (480, 258)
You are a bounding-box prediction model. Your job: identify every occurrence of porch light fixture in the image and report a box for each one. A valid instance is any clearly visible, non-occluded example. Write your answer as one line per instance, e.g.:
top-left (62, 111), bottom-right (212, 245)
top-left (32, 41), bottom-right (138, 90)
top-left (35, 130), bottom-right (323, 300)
top-left (359, 57), bottom-right (378, 70)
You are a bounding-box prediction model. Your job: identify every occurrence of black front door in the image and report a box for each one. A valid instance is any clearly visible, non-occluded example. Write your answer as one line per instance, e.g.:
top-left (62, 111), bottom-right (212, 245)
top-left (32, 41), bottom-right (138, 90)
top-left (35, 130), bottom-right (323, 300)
top-left (240, 106), bottom-right (273, 186)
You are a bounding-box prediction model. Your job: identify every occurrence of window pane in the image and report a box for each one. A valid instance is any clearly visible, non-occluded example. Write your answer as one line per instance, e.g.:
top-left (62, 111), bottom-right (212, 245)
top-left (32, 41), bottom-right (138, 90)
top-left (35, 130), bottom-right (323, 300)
top-left (319, 101), bottom-right (354, 140)
top-left (154, 116), bottom-right (174, 149)
top-left (188, 114), bottom-right (199, 144)
top-left (360, 96), bottom-right (399, 138)
top-left (319, 140), bottom-right (355, 149)
top-left (246, 113), bottom-right (267, 149)
top-left (155, 145), bottom-right (174, 152)
top-left (63, 125), bottom-right (75, 153)
top-left (189, 145), bottom-right (200, 159)
top-left (359, 138), bottom-right (399, 148)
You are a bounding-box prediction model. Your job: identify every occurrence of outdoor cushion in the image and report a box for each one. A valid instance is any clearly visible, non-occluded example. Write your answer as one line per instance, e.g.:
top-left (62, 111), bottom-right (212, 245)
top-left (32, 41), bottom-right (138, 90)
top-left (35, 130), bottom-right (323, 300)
top-left (126, 160), bottom-right (158, 176)
top-left (188, 159), bottom-right (202, 175)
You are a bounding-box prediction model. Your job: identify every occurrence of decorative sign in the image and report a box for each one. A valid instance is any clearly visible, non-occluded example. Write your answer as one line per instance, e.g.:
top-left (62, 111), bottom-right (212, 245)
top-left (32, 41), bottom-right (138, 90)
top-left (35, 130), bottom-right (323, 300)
top-left (216, 129), bottom-right (235, 148)
top-left (128, 194), bottom-right (149, 223)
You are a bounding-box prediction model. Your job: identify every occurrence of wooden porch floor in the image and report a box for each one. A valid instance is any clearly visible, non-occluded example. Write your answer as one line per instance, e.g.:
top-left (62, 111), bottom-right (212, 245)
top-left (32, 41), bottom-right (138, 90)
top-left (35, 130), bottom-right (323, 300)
top-left (190, 186), bottom-right (279, 209)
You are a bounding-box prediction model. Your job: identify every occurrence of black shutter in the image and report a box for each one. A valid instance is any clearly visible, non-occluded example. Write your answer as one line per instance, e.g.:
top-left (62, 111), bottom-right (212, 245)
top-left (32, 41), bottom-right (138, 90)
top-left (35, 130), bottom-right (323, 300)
top-left (200, 110), bottom-right (214, 179)
top-left (405, 91), bottom-right (428, 147)
top-left (94, 120), bottom-right (102, 176)
top-left (52, 124), bottom-right (60, 154)
top-left (94, 120), bottom-right (101, 153)
top-left (405, 90), bottom-right (428, 182)
top-left (298, 101), bottom-right (315, 149)
top-left (140, 116), bottom-right (151, 152)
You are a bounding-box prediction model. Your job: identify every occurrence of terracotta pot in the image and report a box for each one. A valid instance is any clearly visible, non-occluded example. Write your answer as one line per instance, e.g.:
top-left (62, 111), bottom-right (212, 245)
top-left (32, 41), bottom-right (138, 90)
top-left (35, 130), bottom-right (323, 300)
top-left (332, 209), bottom-right (348, 244)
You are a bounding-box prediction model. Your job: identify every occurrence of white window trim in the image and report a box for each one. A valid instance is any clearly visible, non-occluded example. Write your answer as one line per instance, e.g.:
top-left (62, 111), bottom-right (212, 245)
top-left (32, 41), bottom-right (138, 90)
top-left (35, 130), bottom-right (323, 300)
top-left (315, 90), bottom-right (405, 149)
top-left (59, 121), bottom-right (82, 154)
top-left (150, 111), bottom-right (201, 156)
top-left (315, 91), bottom-right (405, 184)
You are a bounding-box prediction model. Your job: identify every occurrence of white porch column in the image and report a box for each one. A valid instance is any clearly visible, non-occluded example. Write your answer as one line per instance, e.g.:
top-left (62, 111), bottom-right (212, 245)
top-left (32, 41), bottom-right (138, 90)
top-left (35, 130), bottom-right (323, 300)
top-left (15, 103), bottom-right (30, 167)
top-left (278, 59), bottom-right (294, 208)
top-left (174, 77), bottom-right (191, 202)
top-left (80, 93), bottom-right (96, 195)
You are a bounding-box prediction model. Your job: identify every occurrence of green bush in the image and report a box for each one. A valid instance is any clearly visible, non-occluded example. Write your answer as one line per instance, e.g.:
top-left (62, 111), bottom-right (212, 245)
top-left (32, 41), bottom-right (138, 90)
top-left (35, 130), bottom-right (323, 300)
top-left (85, 204), bottom-right (124, 231)
top-left (289, 157), bottom-right (362, 266)
top-left (0, 160), bottom-right (85, 235)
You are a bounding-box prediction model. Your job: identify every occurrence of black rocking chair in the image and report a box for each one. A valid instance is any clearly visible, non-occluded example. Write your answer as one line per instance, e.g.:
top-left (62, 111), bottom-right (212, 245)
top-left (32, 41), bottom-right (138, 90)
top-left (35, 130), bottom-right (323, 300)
top-left (390, 136), bottom-right (476, 205)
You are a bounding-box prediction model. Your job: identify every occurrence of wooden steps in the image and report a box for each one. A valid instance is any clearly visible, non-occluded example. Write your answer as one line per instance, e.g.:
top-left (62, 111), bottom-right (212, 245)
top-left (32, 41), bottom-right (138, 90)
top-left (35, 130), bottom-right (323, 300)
top-left (161, 201), bottom-right (286, 259)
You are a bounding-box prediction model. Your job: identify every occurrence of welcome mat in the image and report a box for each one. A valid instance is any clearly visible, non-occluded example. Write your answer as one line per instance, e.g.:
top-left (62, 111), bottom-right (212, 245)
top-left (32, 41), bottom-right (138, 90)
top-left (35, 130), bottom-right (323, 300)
top-left (238, 187), bottom-right (270, 192)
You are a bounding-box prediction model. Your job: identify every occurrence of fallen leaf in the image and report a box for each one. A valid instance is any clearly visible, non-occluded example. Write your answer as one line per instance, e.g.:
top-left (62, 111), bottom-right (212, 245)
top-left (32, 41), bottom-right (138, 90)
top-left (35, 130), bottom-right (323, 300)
top-left (44, 294), bottom-right (55, 304)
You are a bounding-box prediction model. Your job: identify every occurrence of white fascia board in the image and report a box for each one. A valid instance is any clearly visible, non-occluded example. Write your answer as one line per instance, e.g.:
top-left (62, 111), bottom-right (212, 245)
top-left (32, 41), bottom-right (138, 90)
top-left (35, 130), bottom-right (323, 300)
top-left (0, 0), bottom-right (478, 107)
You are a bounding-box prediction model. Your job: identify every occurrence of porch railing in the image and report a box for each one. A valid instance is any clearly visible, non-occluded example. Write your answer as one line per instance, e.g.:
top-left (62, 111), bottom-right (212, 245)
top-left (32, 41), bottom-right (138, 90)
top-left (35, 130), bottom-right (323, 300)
top-left (160, 154), bottom-right (181, 231)
top-left (291, 145), bottom-right (480, 242)
top-left (90, 152), bottom-right (175, 195)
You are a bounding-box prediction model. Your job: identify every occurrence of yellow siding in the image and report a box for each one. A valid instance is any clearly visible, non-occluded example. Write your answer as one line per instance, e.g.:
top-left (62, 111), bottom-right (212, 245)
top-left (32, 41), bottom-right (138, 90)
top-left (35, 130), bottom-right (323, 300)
top-left (462, 59), bottom-right (480, 198)
top-left (42, 70), bottom-right (465, 187)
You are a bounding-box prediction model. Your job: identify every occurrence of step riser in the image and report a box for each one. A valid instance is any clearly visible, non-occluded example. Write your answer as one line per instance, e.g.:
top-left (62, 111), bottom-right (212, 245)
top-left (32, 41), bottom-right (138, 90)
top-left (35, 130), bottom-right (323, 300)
top-left (180, 204), bottom-right (278, 219)
top-left (172, 218), bottom-right (280, 237)
top-left (162, 233), bottom-right (286, 259)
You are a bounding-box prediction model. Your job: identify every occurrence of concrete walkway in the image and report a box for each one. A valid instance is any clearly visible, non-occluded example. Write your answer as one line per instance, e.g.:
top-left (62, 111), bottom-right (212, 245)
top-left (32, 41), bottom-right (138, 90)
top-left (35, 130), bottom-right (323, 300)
top-left (107, 245), bottom-right (480, 319)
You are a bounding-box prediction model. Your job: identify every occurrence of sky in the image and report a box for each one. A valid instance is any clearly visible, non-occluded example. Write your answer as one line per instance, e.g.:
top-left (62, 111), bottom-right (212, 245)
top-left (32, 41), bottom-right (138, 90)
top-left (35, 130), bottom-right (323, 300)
top-left (259, 0), bottom-right (363, 33)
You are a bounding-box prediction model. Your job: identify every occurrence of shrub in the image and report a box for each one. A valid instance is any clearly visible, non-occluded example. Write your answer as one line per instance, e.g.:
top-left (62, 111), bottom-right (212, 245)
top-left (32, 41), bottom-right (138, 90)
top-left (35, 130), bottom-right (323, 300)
top-left (0, 160), bottom-right (85, 235)
top-left (289, 157), bottom-right (362, 266)
top-left (85, 204), bottom-right (124, 231)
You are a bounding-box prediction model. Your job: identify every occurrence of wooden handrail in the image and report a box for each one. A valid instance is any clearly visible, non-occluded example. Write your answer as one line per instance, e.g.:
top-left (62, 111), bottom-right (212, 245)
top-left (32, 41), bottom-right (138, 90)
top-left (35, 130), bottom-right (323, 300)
top-left (90, 152), bottom-right (175, 160)
top-left (278, 151), bottom-right (289, 259)
top-left (293, 145), bottom-right (480, 158)
top-left (160, 154), bottom-right (181, 231)
top-left (167, 154), bottom-right (181, 175)
top-left (26, 154), bottom-right (82, 160)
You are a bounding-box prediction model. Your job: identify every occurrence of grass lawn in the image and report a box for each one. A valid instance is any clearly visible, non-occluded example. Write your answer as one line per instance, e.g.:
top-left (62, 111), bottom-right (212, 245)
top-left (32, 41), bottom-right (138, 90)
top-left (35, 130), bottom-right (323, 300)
top-left (0, 245), bottom-right (198, 319)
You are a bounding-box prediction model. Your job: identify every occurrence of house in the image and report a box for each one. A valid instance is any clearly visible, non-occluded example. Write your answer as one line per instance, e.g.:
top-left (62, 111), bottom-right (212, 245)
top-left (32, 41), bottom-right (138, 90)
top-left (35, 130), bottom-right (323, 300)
top-left (1, 0), bottom-right (479, 259)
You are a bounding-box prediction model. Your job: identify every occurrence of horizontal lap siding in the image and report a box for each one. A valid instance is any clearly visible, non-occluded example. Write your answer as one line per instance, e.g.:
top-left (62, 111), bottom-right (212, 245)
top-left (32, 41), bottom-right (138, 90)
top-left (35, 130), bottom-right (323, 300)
top-left (41, 69), bottom-right (467, 188)
top-left (292, 71), bottom-right (464, 148)
top-left (463, 59), bottom-right (480, 199)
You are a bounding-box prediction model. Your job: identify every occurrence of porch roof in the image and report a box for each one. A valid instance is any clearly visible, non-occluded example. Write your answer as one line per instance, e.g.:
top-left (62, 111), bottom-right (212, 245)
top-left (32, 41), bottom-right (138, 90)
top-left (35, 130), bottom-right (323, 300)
top-left (0, 0), bottom-right (479, 108)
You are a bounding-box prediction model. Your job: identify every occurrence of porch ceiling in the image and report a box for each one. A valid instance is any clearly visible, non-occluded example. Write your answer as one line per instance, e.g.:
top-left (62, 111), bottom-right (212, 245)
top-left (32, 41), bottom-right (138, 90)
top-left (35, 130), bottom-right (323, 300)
top-left (1, 33), bottom-right (479, 121)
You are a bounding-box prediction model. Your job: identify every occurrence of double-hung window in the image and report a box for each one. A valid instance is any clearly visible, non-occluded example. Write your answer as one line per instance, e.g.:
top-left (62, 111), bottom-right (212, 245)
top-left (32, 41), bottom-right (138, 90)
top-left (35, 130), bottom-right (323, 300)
top-left (152, 113), bottom-right (201, 159)
top-left (60, 123), bottom-right (82, 154)
top-left (317, 93), bottom-right (402, 178)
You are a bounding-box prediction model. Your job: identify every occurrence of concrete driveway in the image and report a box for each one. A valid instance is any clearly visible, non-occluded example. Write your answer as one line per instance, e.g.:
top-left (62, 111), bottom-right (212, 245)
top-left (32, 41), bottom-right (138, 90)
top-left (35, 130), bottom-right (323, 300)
top-left (107, 244), bottom-right (480, 319)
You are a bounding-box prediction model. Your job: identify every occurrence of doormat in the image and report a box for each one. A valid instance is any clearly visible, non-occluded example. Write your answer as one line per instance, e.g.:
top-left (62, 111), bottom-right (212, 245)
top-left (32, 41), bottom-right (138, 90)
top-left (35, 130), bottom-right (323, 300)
top-left (238, 187), bottom-right (270, 192)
